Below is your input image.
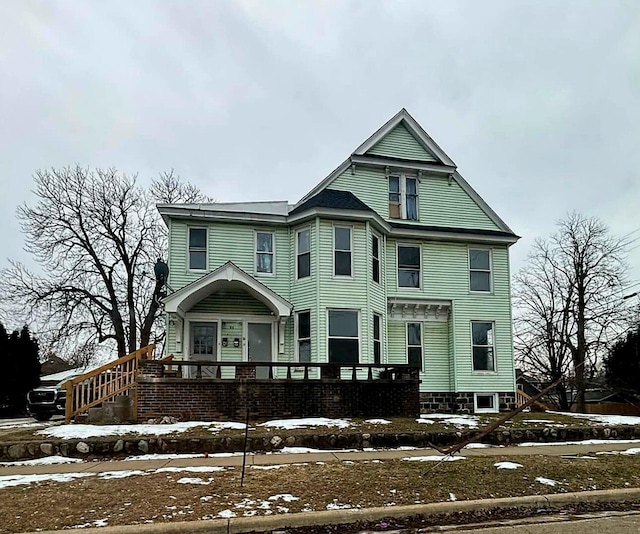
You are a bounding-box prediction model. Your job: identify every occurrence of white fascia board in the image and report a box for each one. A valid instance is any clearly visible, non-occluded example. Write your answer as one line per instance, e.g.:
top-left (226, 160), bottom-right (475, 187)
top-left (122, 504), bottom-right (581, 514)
top-left (452, 171), bottom-right (516, 235)
top-left (352, 109), bottom-right (457, 168)
top-left (389, 226), bottom-right (519, 246)
top-left (387, 297), bottom-right (452, 307)
top-left (157, 206), bottom-right (288, 225)
top-left (287, 208), bottom-right (391, 234)
top-left (163, 261), bottom-right (293, 317)
top-left (295, 158), bottom-right (351, 207)
top-left (349, 155), bottom-right (456, 175)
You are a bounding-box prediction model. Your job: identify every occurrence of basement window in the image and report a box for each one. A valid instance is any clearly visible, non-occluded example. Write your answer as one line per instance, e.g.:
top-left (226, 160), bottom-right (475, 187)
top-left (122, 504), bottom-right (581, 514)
top-left (474, 393), bottom-right (499, 413)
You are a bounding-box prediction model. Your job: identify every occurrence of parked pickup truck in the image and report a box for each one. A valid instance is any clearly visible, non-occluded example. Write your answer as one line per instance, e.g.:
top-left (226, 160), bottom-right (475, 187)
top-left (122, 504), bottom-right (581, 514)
top-left (27, 379), bottom-right (70, 421)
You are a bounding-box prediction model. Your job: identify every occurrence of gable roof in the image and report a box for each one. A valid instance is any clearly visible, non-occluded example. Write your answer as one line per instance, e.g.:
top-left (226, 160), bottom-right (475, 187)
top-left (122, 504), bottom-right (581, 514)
top-left (353, 108), bottom-right (456, 166)
top-left (295, 109), bottom-right (516, 236)
top-left (289, 189), bottom-right (374, 216)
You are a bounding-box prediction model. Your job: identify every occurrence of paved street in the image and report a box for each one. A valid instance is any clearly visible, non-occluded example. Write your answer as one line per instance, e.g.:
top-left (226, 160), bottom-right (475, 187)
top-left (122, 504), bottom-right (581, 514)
top-left (436, 511), bottom-right (640, 533)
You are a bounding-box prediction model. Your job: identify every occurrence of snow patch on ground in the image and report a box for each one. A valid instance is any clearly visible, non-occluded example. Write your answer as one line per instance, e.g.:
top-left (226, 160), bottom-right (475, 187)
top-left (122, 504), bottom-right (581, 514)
top-left (596, 448), bottom-right (640, 456)
top-left (519, 439), bottom-right (640, 447)
top-left (494, 462), bottom-right (523, 470)
top-left (37, 421), bottom-right (246, 439)
top-left (449, 492), bottom-right (457, 501)
top-left (258, 418), bottom-right (351, 430)
top-left (549, 412), bottom-right (640, 426)
top-left (402, 455), bottom-right (466, 462)
top-left (269, 493), bottom-right (299, 502)
top-left (464, 443), bottom-right (494, 449)
top-left (217, 509), bottom-right (236, 518)
top-left (364, 419), bottom-right (391, 425)
top-left (156, 466), bottom-right (225, 473)
top-left (326, 501), bottom-right (351, 510)
top-left (98, 470), bottom-right (145, 479)
top-left (0, 455), bottom-right (85, 466)
top-left (535, 476), bottom-right (559, 486)
top-left (0, 472), bottom-right (94, 488)
top-left (176, 477), bottom-right (211, 485)
top-left (417, 414), bottom-right (479, 428)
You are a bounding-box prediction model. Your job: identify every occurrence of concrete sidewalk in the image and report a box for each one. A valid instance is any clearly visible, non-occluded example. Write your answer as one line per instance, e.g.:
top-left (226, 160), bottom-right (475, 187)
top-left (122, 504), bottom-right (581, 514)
top-left (1, 441), bottom-right (638, 476)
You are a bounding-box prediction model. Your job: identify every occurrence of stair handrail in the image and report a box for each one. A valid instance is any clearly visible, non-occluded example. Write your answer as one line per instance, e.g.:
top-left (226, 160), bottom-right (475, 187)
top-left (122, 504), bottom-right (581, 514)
top-left (64, 344), bottom-right (155, 423)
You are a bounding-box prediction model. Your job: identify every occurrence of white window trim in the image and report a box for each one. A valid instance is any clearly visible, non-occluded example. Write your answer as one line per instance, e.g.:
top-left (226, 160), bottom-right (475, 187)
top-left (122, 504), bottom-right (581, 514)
top-left (471, 320), bottom-right (497, 373)
top-left (474, 393), bottom-right (499, 414)
top-left (187, 226), bottom-right (208, 272)
top-left (296, 227), bottom-right (311, 280)
top-left (397, 242), bottom-right (421, 290)
top-left (333, 224), bottom-right (353, 278)
top-left (254, 230), bottom-right (275, 276)
top-left (468, 247), bottom-right (493, 294)
top-left (372, 233), bottom-right (381, 284)
top-left (406, 322), bottom-right (423, 370)
top-left (295, 310), bottom-right (311, 363)
top-left (327, 308), bottom-right (361, 363)
top-left (373, 313), bottom-right (382, 364)
top-left (389, 173), bottom-right (419, 221)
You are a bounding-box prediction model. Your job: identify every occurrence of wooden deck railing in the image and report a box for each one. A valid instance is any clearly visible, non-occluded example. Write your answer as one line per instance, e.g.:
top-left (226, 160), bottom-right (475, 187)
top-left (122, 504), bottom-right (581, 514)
top-left (150, 360), bottom-right (420, 381)
top-left (64, 344), bottom-right (155, 423)
top-left (515, 388), bottom-right (553, 411)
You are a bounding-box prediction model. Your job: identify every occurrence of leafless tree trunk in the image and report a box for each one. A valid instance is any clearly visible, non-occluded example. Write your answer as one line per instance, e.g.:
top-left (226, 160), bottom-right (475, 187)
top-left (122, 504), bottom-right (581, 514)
top-left (513, 213), bottom-right (628, 413)
top-left (1, 166), bottom-right (209, 360)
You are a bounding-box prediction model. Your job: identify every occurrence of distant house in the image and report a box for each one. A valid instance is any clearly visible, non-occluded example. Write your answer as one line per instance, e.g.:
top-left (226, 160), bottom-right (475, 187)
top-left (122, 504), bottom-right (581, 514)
top-left (39, 354), bottom-right (74, 377)
top-left (155, 109), bottom-right (520, 415)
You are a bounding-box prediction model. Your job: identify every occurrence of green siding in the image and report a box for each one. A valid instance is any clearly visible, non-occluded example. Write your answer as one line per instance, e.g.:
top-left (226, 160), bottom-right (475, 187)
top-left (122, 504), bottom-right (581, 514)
top-left (422, 322), bottom-right (450, 391)
top-left (367, 123), bottom-right (437, 162)
top-left (387, 321), bottom-right (406, 365)
top-left (328, 168), bottom-right (502, 231)
top-left (220, 321), bottom-right (243, 361)
top-left (190, 288), bottom-right (271, 315)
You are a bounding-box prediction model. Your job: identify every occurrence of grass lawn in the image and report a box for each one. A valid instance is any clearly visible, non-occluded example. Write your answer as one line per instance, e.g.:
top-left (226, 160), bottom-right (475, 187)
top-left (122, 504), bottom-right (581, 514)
top-left (2, 453), bottom-right (640, 532)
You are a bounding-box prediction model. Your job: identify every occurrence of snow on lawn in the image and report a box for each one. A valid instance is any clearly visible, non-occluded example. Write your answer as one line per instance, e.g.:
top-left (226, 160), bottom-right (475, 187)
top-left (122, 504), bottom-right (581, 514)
top-left (364, 419), bottom-right (391, 425)
top-left (519, 439), bottom-right (640, 447)
top-left (535, 476), bottom-right (559, 486)
top-left (596, 448), bottom-right (640, 456)
top-left (37, 421), bottom-right (245, 439)
top-left (269, 494), bottom-right (299, 502)
top-left (549, 412), bottom-right (640, 426)
top-left (258, 418), bottom-right (351, 430)
top-left (402, 455), bottom-right (466, 462)
top-left (176, 477), bottom-right (211, 485)
top-left (0, 472), bottom-right (94, 488)
top-left (156, 466), bottom-right (225, 474)
top-left (269, 446), bottom-right (358, 454)
top-left (494, 462), bottom-right (523, 470)
top-left (0, 455), bottom-right (85, 467)
top-left (417, 414), bottom-right (479, 428)
top-left (98, 470), bottom-right (146, 480)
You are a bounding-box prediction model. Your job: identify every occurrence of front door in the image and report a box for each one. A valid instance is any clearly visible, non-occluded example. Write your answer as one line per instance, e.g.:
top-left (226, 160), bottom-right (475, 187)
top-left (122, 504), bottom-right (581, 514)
top-left (190, 323), bottom-right (218, 378)
top-left (247, 323), bottom-right (272, 379)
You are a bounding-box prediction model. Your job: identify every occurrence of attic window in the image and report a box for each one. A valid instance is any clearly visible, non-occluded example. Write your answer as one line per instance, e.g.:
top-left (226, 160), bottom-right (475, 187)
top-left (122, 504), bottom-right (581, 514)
top-left (389, 174), bottom-right (418, 220)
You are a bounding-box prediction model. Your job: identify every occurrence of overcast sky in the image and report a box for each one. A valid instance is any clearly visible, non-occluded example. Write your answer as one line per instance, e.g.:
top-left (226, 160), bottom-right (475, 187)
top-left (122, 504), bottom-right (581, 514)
top-left (1, 0), bottom-right (639, 293)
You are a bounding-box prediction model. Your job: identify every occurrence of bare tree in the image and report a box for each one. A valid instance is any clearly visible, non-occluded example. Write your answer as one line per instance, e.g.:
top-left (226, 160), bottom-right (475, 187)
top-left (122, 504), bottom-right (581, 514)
top-left (513, 213), bottom-right (628, 412)
top-left (1, 166), bottom-right (209, 360)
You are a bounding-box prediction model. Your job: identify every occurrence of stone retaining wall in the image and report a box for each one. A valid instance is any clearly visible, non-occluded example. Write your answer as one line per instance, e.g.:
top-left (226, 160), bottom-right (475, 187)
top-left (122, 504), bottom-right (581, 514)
top-left (419, 392), bottom-right (517, 414)
top-left (2, 425), bottom-right (639, 462)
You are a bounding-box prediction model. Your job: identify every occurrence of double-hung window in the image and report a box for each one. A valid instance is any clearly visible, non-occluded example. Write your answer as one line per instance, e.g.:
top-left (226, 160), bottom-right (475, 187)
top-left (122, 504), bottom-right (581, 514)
top-left (373, 314), bottom-right (382, 364)
top-left (389, 174), bottom-right (418, 220)
top-left (328, 310), bottom-right (359, 363)
top-left (296, 311), bottom-right (311, 363)
top-left (398, 244), bottom-right (420, 288)
top-left (188, 228), bottom-right (207, 270)
top-left (297, 228), bottom-right (310, 279)
top-left (334, 227), bottom-right (352, 276)
top-left (407, 322), bottom-right (422, 368)
top-left (372, 235), bottom-right (380, 283)
top-left (472, 321), bottom-right (495, 371)
top-left (256, 231), bottom-right (274, 274)
top-left (469, 248), bottom-right (491, 292)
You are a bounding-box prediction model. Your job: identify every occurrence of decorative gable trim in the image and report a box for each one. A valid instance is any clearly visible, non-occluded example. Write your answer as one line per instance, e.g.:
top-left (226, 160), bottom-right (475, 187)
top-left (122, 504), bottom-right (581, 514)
top-left (353, 108), bottom-right (456, 167)
top-left (163, 261), bottom-right (293, 318)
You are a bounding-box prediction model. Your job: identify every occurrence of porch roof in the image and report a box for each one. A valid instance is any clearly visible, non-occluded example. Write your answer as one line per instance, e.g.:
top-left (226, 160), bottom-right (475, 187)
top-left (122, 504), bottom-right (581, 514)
top-left (163, 261), bottom-right (293, 318)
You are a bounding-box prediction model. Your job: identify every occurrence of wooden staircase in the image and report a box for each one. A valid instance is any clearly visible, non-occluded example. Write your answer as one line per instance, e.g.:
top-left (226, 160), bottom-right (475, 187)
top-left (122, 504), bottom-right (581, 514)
top-left (64, 344), bottom-right (155, 423)
top-left (515, 388), bottom-right (553, 411)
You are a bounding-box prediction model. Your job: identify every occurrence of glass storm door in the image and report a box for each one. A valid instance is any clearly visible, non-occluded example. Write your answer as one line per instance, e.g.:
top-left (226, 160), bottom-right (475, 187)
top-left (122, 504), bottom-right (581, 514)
top-left (248, 323), bottom-right (272, 379)
top-left (190, 323), bottom-right (218, 378)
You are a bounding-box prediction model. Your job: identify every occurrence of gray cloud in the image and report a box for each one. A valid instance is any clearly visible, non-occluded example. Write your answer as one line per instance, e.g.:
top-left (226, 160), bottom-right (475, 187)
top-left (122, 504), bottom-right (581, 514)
top-left (1, 0), bottom-right (639, 289)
